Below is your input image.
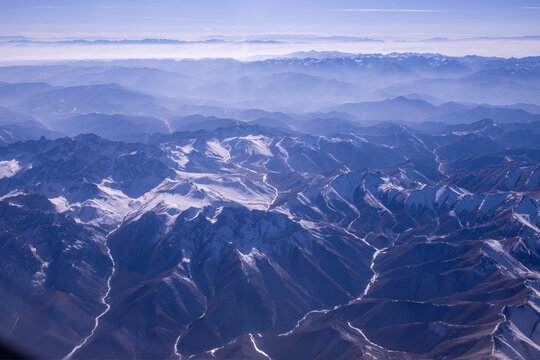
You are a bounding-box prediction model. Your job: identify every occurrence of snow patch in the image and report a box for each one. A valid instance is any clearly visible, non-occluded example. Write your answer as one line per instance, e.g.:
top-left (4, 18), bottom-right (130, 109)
top-left (249, 334), bottom-right (271, 359)
top-left (514, 213), bottom-right (540, 234)
top-left (206, 139), bottom-right (231, 161)
top-left (0, 190), bottom-right (25, 201)
top-left (0, 160), bottom-right (20, 178)
top-left (29, 245), bottom-right (49, 287)
top-left (225, 135), bottom-right (273, 157)
top-left (49, 196), bottom-right (71, 213)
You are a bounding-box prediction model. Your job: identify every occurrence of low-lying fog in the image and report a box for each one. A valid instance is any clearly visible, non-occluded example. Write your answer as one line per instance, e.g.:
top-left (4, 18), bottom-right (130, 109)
top-left (2, 37), bottom-right (540, 62)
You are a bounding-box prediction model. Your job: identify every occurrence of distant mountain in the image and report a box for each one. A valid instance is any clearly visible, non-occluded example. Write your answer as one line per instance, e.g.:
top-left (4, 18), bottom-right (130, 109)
top-left (52, 113), bottom-right (170, 141)
top-left (0, 106), bottom-right (62, 143)
top-left (2, 54), bottom-right (540, 113)
top-left (426, 105), bottom-right (540, 124)
top-left (0, 66), bottom-right (71, 84)
top-left (249, 117), bottom-right (293, 130)
top-left (190, 71), bottom-right (363, 108)
top-left (384, 76), bottom-right (540, 106)
top-left (465, 67), bottom-right (540, 87)
top-left (503, 102), bottom-right (540, 114)
top-left (16, 83), bottom-right (162, 120)
top-left (45, 66), bottom-right (197, 98)
top-left (0, 82), bottom-right (53, 107)
top-left (0, 106), bottom-right (41, 126)
top-left (282, 50), bottom-right (355, 59)
top-left (331, 97), bottom-right (540, 124)
top-left (295, 117), bottom-right (362, 135)
top-left (168, 115), bottom-right (244, 132)
top-left (237, 109), bottom-right (294, 122)
top-left (330, 96), bottom-right (466, 122)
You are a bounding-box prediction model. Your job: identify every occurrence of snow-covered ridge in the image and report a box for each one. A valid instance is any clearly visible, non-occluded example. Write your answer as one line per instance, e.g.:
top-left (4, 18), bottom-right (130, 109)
top-left (2, 124), bottom-right (540, 359)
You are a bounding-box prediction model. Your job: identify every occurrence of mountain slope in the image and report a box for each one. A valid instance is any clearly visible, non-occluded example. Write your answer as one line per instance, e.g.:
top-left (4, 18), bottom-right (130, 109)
top-left (0, 122), bottom-right (539, 359)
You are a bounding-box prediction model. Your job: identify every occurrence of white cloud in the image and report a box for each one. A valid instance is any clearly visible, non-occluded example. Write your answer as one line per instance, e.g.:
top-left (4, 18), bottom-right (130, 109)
top-left (97, 6), bottom-right (162, 9)
top-left (129, 16), bottom-right (229, 23)
top-left (334, 8), bottom-right (448, 13)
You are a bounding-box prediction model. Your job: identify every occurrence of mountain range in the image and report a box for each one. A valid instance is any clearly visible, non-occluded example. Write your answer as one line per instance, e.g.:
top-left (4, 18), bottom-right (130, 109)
top-left (0, 53), bottom-right (540, 359)
top-left (0, 118), bottom-right (539, 359)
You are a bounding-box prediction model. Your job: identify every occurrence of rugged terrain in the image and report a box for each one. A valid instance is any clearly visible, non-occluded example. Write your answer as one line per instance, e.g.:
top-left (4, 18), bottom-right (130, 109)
top-left (1, 118), bottom-right (539, 359)
top-left (1, 53), bottom-right (540, 358)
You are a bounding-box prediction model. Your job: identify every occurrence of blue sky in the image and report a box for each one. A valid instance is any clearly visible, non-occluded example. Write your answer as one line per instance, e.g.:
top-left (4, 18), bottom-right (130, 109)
top-left (1, 0), bottom-right (540, 39)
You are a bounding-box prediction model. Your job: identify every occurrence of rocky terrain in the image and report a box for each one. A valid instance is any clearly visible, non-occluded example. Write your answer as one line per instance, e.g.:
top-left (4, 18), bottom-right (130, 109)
top-left (0, 117), bottom-right (539, 359)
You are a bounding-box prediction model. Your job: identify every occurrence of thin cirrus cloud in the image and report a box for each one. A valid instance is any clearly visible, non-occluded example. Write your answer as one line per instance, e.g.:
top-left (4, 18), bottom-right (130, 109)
top-left (129, 15), bottom-right (229, 23)
top-left (333, 8), bottom-right (449, 13)
top-left (96, 5), bottom-right (163, 9)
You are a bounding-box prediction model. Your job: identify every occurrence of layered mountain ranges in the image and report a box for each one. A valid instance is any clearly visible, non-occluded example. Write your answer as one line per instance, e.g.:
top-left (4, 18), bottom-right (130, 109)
top-left (1, 119), bottom-right (540, 359)
top-left (1, 53), bottom-right (540, 359)
top-left (1, 53), bottom-right (540, 150)
top-left (2, 53), bottom-right (540, 119)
